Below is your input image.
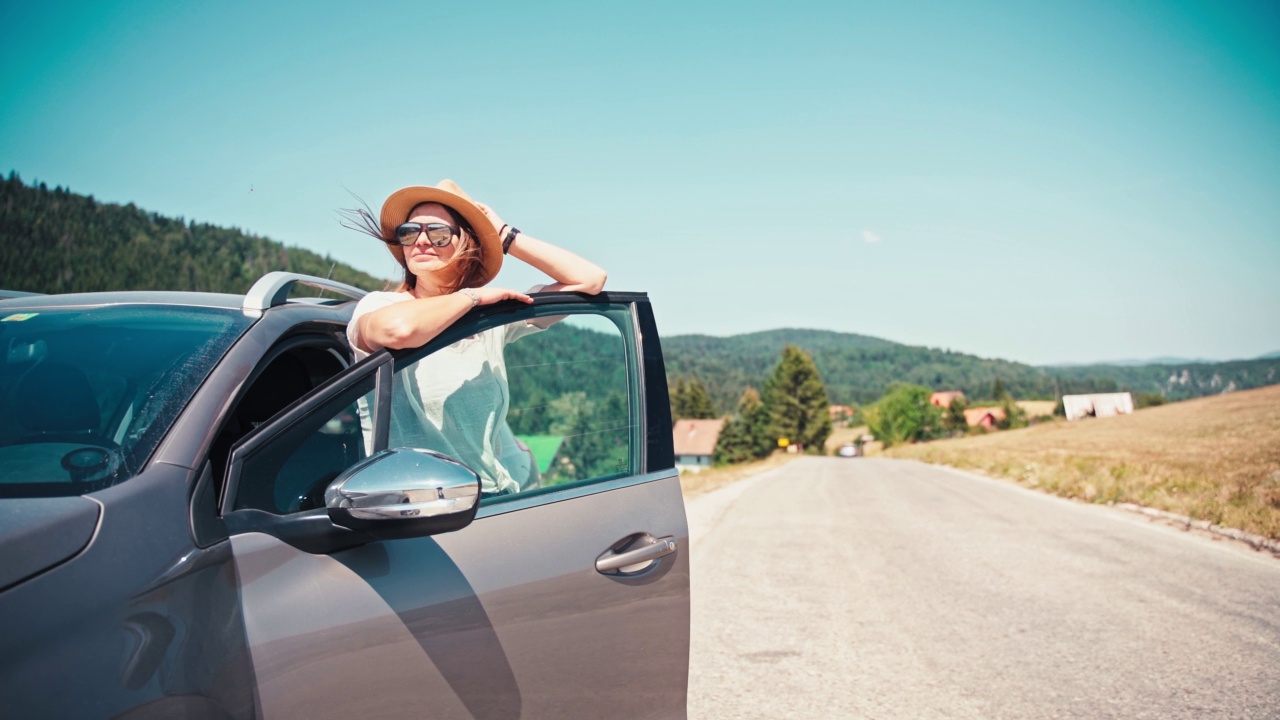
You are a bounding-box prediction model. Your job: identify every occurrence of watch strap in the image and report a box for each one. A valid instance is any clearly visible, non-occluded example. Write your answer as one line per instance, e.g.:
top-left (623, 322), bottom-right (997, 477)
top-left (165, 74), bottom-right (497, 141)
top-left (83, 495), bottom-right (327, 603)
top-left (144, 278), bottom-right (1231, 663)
top-left (501, 226), bottom-right (520, 254)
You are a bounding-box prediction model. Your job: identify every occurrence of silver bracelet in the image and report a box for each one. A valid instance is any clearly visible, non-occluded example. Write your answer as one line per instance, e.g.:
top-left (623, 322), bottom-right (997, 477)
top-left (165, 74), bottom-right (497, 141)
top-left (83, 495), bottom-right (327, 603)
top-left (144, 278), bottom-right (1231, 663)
top-left (459, 288), bottom-right (479, 308)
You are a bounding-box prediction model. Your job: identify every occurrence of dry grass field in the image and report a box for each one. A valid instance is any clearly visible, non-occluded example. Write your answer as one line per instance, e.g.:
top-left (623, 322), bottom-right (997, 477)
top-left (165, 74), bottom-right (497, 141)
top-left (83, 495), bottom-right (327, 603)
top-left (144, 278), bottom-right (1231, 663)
top-left (679, 453), bottom-right (799, 498)
top-left (886, 385), bottom-right (1280, 539)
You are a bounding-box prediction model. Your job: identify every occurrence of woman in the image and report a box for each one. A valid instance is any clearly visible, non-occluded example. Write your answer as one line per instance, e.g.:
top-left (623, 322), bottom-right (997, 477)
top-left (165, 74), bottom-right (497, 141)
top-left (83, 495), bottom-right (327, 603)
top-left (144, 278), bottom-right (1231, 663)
top-left (344, 180), bottom-right (606, 495)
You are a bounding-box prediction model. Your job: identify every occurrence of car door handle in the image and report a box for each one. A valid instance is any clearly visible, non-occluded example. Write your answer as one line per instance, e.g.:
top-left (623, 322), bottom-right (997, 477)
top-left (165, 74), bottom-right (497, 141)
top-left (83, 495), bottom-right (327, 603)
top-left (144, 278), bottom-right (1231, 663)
top-left (596, 534), bottom-right (678, 574)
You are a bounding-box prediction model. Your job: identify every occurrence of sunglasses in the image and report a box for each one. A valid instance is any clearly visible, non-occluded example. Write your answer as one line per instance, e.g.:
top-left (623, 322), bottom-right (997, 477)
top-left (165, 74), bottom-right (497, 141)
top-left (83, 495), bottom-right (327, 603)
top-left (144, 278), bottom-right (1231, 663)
top-left (391, 222), bottom-right (459, 247)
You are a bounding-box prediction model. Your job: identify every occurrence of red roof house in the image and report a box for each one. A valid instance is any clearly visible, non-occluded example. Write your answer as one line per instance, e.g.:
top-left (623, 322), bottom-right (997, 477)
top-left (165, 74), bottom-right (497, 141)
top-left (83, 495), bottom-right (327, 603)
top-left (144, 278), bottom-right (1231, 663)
top-left (930, 391), bottom-right (966, 408)
top-left (963, 406), bottom-right (1005, 430)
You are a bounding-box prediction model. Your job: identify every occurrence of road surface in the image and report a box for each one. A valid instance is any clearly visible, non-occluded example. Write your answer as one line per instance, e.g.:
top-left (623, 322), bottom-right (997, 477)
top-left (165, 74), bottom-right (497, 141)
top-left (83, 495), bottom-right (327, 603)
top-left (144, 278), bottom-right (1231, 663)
top-left (686, 457), bottom-right (1280, 719)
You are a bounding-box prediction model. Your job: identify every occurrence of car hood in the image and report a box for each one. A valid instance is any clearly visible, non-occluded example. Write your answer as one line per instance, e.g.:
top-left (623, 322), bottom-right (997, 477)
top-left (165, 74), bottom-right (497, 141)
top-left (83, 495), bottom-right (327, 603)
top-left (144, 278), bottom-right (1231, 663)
top-left (0, 496), bottom-right (100, 592)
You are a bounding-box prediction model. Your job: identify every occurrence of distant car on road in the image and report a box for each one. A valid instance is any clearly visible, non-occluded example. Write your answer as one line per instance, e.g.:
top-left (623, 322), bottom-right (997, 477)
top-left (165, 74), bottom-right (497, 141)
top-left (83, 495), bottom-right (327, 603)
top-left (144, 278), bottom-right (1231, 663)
top-left (838, 443), bottom-right (860, 458)
top-left (0, 272), bottom-right (688, 719)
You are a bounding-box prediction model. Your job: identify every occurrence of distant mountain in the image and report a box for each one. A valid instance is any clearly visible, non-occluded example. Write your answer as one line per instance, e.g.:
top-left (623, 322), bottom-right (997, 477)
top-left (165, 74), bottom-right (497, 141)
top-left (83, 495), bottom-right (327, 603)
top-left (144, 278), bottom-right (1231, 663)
top-left (0, 172), bottom-right (386, 295)
top-left (1259, 351), bottom-right (1280, 360)
top-left (663, 328), bottom-right (1280, 413)
top-left (665, 329), bottom-right (1064, 410)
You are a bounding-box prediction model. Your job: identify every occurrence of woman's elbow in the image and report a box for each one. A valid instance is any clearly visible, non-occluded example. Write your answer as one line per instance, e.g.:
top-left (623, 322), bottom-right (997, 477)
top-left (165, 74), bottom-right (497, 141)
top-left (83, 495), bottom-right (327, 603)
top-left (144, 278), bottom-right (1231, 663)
top-left (585, 270), bottom-right (607, 295)
top-left (373, 317), bottom-right (418, 349)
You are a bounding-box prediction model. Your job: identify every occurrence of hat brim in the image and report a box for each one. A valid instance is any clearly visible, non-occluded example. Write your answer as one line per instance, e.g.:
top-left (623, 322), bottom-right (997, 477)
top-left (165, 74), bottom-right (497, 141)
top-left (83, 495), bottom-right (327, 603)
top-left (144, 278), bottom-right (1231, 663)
top-left (379, 185), bottom-right (502, 287)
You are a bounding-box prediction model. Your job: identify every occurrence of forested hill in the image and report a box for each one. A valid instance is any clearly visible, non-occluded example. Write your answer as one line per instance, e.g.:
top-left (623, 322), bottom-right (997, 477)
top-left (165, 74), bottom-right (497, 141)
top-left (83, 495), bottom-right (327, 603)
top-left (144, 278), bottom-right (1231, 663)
top-left (662, 328), bottom-right (1280, 412)
top-left (0, 173), bottom-right (385, 294)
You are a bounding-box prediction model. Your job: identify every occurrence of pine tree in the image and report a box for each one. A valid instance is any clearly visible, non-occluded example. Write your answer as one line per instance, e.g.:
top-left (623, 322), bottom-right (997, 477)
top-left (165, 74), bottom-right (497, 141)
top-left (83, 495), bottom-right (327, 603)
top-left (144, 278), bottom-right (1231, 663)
top-left (713, 387), bottom-right (774, 464)
top-left (763, 345), bottom-right (832, 453)
top-left (683, 377), bottom-right (717, 419)
top-left (670, 376), bottom-right (716, 419)
top-left (669, 377), bottom-right (688, 419)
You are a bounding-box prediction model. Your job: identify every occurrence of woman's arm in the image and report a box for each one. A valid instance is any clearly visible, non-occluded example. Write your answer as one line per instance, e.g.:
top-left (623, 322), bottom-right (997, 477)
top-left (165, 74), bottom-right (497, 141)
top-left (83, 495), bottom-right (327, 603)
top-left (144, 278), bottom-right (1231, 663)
top-left (477, 203), bottom-right (607, 294)
top-left (507, 233), bottom-right (607, 294)
top-left (355, 287), bottom-right (533, 352)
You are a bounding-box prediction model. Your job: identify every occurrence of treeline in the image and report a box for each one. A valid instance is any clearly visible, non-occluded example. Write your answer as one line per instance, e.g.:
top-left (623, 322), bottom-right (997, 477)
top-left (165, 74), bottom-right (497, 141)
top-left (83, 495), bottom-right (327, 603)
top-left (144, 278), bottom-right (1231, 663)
top-left (673, 345), bottom-right (833, 462)
top-left (664, 328), bottom-right (1280, 412)
top-left (0, 172), bottom-right (385, 294)
top-left (1049, 360), bottom-right (1280, 402)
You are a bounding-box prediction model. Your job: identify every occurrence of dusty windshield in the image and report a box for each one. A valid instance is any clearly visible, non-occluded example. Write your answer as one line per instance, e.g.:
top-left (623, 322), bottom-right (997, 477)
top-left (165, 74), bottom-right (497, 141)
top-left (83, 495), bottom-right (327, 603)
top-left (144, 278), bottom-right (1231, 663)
top-left (0, 305), bottom-right (252, 497)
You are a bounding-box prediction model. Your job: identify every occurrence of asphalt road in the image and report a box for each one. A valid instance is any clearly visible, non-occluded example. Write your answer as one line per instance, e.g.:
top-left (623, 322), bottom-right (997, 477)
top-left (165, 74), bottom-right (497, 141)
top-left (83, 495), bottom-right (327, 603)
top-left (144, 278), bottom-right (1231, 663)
top-left (686, 457), bottom-right (1280, 720)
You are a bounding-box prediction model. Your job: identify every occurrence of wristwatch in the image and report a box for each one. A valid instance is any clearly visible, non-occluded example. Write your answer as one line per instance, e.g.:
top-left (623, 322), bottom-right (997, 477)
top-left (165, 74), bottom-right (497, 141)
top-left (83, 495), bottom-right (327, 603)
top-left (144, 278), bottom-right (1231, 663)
top-left (459, 288), bottom-right (479, 307)
top-left (501, 225), bottom-right (520, 254)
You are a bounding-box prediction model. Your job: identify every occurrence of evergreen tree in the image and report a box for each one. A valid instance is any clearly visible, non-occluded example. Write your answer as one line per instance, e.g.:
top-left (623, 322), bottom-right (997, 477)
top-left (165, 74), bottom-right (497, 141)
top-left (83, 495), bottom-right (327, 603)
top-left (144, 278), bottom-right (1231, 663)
top-left (669, 377), bottom-right (688, 419)
top-left (738, 387), bottom-right (774, 459)
top-left (713, 387), bottom-right (773, 464)
top-left (991, 378), bottom-right (1008, 402)
top-left (669, 376), bottom-right (716, 419)
top-left (683, 377), bottom-right (717, 419)
top-left (763, 345), bottom-right (832, 453)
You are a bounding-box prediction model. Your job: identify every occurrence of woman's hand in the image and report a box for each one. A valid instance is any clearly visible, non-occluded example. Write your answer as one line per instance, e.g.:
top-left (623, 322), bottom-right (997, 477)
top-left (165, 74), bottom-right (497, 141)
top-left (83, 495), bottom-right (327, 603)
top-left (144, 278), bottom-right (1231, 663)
top-left (475, 202), bottom-right (507, 236)
top-left (472, 286), bottom-right (534, 306)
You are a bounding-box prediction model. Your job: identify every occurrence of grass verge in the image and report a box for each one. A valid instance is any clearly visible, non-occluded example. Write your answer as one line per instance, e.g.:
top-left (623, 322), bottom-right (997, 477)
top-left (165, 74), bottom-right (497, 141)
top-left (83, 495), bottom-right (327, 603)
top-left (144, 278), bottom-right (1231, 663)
top-left (885, 385), bottom-right (1280, 540)
top-left (679, 452), bottom-right (800, 499)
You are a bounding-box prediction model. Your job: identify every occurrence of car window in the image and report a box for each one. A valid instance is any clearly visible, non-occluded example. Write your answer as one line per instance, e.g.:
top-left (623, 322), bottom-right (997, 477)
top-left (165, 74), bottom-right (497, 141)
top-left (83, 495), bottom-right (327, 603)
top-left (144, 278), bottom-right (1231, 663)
top-left (0, 306), bottom-right (252, 497)
top-left (390, 306), bottom-right (640, 506)
top-left (228, 373), bottom-right (375, 514)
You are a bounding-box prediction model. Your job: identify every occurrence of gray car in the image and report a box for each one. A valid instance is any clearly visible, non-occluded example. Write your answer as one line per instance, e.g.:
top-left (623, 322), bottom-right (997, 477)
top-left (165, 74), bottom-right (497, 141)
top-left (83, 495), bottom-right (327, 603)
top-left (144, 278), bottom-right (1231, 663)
top-left (0, 272), bottom-right (689, 720)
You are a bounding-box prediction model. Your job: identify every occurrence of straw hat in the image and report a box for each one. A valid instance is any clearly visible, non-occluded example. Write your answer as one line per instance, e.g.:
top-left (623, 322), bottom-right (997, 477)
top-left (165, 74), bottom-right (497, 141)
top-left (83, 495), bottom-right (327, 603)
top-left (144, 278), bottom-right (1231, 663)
top-left (379, 179), bottom-right (502, 287)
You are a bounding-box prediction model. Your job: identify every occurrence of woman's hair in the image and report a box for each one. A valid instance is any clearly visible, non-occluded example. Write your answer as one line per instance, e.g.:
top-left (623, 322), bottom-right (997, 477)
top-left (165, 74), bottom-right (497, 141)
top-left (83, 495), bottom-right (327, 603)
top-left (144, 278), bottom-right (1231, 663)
top-left (340, 195), bottom-right (488, 294)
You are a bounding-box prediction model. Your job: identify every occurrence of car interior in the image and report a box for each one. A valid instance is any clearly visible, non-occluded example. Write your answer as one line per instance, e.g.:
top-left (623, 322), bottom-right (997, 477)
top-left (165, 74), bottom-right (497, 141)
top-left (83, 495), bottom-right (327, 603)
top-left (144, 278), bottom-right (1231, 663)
top-left (208, 336), bottom-right (355, 514)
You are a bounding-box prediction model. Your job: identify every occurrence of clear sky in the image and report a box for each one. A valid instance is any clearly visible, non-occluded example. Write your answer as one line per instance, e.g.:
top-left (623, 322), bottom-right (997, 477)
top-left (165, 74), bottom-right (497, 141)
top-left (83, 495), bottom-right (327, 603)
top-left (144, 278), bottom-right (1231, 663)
top-left (2, 0), bottom-right (1277, 365)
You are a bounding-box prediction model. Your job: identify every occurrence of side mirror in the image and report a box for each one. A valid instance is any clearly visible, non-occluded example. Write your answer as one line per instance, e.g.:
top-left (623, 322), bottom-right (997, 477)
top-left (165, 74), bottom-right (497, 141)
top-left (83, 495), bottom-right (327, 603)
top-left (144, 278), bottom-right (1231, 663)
top-left (325, 448), bottom-right (482, 540)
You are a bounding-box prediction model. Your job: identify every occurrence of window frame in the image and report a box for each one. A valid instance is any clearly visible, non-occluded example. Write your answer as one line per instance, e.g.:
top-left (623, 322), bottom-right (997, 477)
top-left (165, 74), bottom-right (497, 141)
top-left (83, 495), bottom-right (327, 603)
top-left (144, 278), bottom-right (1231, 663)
top-left (386, 295), bottom-right (647, 515)
top-left (219, 350), bottom-right (392, 515)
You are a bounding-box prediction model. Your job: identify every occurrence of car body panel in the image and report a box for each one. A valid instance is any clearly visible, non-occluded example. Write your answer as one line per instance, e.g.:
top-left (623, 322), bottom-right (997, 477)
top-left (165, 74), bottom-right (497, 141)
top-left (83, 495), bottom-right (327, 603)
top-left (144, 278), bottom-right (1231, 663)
top-left (0, 496), bottom-right (100, 590)
top-left (0, 463), bottom-right (255, 719)
top-left (236, 469), bottom-right (688, 720)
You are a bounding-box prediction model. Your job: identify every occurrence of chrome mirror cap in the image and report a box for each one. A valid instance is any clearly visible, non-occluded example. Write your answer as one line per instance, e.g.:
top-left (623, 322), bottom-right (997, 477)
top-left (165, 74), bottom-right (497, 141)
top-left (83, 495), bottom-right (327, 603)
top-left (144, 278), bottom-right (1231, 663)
top-left (325, 448), bottom-right (482, 539)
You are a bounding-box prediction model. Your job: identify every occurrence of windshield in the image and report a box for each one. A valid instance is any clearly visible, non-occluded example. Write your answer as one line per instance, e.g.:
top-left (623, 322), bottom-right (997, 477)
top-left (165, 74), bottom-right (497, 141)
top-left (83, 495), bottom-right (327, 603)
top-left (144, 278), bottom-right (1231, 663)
top-left (0, 305), bottom-right (252, 497)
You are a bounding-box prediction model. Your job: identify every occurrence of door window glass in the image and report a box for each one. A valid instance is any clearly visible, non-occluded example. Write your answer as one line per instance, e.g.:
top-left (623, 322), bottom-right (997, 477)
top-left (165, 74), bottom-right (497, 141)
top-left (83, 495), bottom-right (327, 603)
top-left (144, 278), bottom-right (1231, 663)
top-left (390, 308), bottom-right (638, 506)
top-left (230, 374), bottom-right (374, 514)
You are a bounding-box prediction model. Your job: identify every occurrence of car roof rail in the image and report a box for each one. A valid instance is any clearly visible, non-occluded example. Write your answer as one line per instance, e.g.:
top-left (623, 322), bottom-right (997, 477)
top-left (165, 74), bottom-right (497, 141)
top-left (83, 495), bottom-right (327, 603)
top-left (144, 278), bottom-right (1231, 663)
top-left (243, 271), bottom-right (369, 311)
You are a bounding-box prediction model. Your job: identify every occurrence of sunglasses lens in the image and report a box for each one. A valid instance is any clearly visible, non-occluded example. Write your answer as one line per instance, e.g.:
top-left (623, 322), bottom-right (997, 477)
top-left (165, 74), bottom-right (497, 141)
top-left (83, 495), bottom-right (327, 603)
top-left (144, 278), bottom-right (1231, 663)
top-left (395, 223), bottom-right (422, 245)
top-left (425, 224), bottom-right (454, 247)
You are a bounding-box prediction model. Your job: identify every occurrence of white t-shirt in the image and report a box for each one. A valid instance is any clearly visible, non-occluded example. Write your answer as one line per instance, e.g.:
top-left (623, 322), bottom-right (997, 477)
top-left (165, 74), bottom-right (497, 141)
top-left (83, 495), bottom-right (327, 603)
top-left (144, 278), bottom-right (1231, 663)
top-left (347, 291), bottom-right (544, 495)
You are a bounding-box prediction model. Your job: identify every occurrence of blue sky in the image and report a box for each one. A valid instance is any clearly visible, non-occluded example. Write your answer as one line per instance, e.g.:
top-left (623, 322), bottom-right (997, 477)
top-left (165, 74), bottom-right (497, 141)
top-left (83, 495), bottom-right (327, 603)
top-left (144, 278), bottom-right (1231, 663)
top-left (2, 0), bottom-right (1277, 365)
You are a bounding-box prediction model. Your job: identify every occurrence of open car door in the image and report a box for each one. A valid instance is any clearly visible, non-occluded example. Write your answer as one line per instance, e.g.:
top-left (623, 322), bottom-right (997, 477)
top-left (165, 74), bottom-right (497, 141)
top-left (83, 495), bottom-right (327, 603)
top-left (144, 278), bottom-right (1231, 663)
top-left (218, 292), bottom-right (688, 720)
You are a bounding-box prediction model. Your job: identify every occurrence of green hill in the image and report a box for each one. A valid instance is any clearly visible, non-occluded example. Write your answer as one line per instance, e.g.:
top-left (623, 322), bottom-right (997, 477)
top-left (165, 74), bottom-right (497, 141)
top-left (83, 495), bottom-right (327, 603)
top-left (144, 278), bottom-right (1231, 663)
top-left (0, 172), bottom-right (386, 294)
top-left (663, 328), bottom-right (1280, 412)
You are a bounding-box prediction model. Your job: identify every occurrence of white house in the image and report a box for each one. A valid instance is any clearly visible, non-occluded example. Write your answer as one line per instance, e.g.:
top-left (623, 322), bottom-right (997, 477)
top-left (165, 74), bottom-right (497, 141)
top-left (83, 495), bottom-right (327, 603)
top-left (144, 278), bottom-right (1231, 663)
top-left (1062, 392), bottom-right (1134, 421)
